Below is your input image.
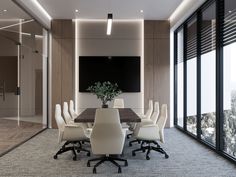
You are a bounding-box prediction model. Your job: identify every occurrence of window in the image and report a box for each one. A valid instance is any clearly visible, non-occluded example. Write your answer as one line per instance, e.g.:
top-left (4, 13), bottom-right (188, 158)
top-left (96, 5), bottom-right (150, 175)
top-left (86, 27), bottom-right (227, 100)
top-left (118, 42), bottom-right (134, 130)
top-left (186, 17), bottom-right (197, 135)
top-left (223, 0), bottom-right (236, 158)
top-left (200, 2), bottom-right (216, 145)
top-left (176, 28), bottom-right (184, 128)
top-left (174, 0), bottom-right (236, 163)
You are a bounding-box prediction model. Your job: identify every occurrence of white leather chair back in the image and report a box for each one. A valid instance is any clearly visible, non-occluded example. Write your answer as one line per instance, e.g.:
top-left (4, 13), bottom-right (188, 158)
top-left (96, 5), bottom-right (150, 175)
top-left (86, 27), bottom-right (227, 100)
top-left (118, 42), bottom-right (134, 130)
top-left (145, 100), bottom-right (153, 119)
top-left (90, 108), bottom-right (125, 155)
top-left (55, 104), bottom-right (66, 142)
top-left (157, 104), bottom-right (168, 143)
top-left (113, 98), bottom-right (124, 108)
top-left (69, 100), bottom-right (78, 119)
top-left (63, 102), bottom-right (72, 124)
top-left (150, 102), bottom-right (159, 123)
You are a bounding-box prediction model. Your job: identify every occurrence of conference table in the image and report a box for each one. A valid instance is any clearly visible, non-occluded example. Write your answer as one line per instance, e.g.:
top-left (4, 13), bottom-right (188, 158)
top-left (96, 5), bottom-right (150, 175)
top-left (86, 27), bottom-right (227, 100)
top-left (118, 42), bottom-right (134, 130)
top-left (74, 108), bottom-right (141, 123)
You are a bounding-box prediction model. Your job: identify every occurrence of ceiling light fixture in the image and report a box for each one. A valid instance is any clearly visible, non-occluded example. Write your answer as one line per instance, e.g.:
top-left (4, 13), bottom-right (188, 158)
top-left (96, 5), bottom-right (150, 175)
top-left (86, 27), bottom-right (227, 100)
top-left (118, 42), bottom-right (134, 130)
top-left (75, 9), bottom-right (79, 13)
top-left (229, 10), bottom-right (232, 13)
top-left (140, 10), bottom-right (144, 13)
top-left (3, 9), bottom-right (7, 12)
top-left (107, 13), bottom-right (113, 35)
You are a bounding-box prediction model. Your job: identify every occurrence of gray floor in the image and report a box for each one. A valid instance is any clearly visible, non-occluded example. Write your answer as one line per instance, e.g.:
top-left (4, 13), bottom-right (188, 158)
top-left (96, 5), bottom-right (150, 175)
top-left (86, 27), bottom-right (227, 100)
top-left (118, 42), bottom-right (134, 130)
top-left (0, 128), bottom-right (236, 177)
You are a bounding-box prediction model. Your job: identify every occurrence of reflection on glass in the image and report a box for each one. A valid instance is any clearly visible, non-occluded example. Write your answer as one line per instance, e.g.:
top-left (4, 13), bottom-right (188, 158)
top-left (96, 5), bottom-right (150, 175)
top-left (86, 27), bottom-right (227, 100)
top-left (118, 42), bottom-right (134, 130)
top-left (0, 1), bottom-right (47, 155)
top-left (200, 2), bottom-right (216, 145)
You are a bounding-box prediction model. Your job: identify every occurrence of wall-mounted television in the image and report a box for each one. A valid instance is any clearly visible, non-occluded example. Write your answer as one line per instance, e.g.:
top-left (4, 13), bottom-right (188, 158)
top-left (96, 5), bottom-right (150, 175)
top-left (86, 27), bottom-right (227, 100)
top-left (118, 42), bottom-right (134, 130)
top-left (79, 56), bottom-right (140, 92)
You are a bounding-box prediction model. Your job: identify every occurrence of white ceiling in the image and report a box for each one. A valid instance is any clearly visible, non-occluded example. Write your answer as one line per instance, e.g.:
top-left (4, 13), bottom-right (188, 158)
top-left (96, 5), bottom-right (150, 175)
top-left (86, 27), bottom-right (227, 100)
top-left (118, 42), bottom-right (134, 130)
top-left (0, 0), bottom-right (30, 19)
top-left (38, 0), bottom-right (183, 20)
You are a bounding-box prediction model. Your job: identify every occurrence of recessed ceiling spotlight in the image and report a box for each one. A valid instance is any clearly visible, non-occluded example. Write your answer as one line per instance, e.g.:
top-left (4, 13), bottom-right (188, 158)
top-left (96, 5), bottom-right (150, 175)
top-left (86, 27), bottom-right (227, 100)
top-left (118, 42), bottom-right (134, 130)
top-left (3, 9), bottom-right (7, 12)
top-left (140, 10), bottom-right (144, 13)
top-left (75, 9), bottom-right (79, 13)
top-left (229, 10), bottom-right (232, 13)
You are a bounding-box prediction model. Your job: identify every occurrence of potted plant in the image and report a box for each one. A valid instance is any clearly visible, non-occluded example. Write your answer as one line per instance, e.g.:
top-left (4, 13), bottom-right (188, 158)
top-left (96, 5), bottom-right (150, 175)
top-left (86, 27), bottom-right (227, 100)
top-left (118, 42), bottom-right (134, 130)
top-left (87, 81), bottom-right (122, 108)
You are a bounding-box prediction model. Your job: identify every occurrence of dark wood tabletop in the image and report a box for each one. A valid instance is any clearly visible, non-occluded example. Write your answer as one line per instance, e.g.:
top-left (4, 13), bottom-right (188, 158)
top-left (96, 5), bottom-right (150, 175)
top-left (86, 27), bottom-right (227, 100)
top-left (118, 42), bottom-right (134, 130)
top-left (74, 108), bottom-right (141, 123)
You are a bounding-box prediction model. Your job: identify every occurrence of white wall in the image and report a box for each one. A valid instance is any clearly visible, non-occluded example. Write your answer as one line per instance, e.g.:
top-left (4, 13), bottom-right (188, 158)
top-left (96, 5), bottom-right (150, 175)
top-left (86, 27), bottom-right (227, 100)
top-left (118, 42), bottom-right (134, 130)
top-left (76, 20), bottom-right (144, 114)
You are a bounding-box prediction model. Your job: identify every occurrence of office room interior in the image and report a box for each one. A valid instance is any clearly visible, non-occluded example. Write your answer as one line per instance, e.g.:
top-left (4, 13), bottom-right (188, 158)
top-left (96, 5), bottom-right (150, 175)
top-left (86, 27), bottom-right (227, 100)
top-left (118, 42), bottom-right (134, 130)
top-left (0, 0), bottom-right (236, 176)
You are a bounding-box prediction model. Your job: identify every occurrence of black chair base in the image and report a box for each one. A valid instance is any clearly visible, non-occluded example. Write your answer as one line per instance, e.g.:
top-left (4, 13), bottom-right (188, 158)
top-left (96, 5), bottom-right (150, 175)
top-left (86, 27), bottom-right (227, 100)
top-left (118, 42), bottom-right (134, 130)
top-left (87, 155), bottom-right (128, 174)
top-left (53, 141), bottom-right (90, 161)
top-left (126, 133), bottom-right (132, 139)
top-left (132, 140), bottom-right (169, 160)
top-left (129, 139), bottom-right (141, 146)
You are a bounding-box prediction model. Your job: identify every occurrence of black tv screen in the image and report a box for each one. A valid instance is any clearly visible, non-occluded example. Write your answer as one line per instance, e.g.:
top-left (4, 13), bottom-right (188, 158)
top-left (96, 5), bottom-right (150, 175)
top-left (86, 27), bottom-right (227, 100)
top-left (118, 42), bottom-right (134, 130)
top-left (79, 56), bottom-right (140, 92)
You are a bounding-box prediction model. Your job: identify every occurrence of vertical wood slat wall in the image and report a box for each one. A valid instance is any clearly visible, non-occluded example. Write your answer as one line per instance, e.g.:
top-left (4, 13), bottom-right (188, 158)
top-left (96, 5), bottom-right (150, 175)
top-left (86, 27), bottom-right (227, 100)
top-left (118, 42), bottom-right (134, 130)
top-left (51, 20), bottom-right (74, 128)
top-left (144, 20), bottom-right (170, 127)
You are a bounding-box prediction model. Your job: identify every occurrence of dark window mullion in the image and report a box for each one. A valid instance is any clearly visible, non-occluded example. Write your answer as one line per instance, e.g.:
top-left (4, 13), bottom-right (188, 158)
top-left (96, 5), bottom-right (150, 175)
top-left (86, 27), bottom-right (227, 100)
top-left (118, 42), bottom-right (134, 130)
top-left (183, 24), bottom-right (188, 131)
top-left (215, 0), bottom-right (224, 152)
top-left (174, 32), bottom-right (178, 126)
top-left (197, 11), bottom-right (202, 140)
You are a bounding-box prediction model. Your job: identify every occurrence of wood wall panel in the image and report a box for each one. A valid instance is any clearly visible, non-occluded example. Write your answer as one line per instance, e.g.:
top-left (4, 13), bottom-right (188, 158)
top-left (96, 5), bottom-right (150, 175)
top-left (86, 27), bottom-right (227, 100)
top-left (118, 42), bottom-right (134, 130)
top-left (61, 39), bottom-right (74, 102)
top-left (144, 39), bottom-right (154, 110)
top-left (144, 20), bottom-right (170, 127)
top-left (51, 20), bottom-right (74, 128)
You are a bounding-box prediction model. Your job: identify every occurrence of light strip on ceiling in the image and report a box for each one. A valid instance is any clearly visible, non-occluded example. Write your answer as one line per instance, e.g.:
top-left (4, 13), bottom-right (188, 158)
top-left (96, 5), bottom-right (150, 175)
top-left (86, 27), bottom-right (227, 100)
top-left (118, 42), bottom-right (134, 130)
top-left (31, 0), bottom-right (52, 21)
top-left (168, 0), bottom-right (191, 22)
top-left (106, 13), bottom-right (113, 35)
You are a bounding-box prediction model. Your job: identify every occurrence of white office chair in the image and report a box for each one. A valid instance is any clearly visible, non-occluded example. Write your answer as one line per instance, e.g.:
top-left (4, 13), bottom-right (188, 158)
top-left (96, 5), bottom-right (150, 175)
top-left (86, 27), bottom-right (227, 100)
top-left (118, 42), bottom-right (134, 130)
top-left (131, 104), bottom-right (169, 160)
top-left (129, 101), bottom-right (159, 146)
top-left (113, 98), bottom-right (124, 108)
top-left (54, 104), bottom-right (90, 161)
top-left (69, 100), bottom-right (78, 119)
top-left (127, 100), bottom-right (154, 139)
top-left (140, 100), bottom-right (153, 119)
top-left (63, 102), bottom-right (73, 124)
top-left (87, 108), bottom-right (128, 174)
top-left (69, 100), bottom-right (93, 128)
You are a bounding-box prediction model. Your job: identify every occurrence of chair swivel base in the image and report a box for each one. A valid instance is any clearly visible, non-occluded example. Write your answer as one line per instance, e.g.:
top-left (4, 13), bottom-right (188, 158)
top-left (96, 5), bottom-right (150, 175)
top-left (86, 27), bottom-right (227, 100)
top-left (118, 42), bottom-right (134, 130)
top-left (87, 155), bottom-right (128, 174)
top-left (132, 140), bottom-right (169, 160)
top-left (53, 141), bottom-right (90, 161)
top-left (129, 139), bottom-right (141, 146)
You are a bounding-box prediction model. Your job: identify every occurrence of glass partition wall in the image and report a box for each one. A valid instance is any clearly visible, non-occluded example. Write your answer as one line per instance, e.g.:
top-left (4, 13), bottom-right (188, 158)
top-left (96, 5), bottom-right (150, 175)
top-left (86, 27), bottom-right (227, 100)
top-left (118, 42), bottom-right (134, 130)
top-left (0, 1), bottom-right (47, 155)
top-left (174, 0), bottom-right (236, 163)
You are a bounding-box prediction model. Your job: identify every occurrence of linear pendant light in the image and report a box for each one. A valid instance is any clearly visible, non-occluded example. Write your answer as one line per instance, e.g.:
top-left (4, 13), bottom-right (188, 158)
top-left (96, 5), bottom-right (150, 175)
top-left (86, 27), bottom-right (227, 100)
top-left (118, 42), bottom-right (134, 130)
top-left (107, 13), bottom-right (113, 35)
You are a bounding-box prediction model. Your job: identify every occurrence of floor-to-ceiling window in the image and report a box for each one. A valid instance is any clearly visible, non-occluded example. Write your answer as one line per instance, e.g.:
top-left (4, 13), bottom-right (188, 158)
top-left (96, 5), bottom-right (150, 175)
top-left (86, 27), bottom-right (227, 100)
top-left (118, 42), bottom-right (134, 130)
top-left (174, 0), bottom-right (236, 163)
top-left (0, 1), bottom-right (48, 155)
top-left (223, 0), bottom-right (236, 158)
top-left (186, 16), bottom-right (197, 135)
top-left (176, 28), bottom-right (184, 128)
top-left (200, 2), bottom-right (216, 146)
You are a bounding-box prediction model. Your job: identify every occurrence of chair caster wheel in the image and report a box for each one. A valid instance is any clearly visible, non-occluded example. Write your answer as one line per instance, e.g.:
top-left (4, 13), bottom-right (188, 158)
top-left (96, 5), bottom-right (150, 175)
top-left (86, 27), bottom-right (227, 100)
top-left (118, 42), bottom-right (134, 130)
top-left (77, 150), bottom-right (80, 153)
top-left (87, 152), bottom-right (90, 156)
top-left (146, 156), bottom-right (150, 160)
top-left (87, 162), bottom-right (90, 167)
top-left (93, 168), bottom-right (96, 174)
top-left (138, 141), bottom-right (141, 144)
top-left (124, 161), bottom-right (128, 166)
top-left (118, 167), bottom-right (122, 173)
top-left (132, 152), bottom-right (136, 156)
top-left (73, 156), bottom-right (77, 161)
top-left (142, 149), bottom-right (145, 152)
top-left (165, 154), bottom-right (169, 159)
top-left (129, 143), bottom-right (132, 147)
top-left (53, 155), bottom-right (57, 159)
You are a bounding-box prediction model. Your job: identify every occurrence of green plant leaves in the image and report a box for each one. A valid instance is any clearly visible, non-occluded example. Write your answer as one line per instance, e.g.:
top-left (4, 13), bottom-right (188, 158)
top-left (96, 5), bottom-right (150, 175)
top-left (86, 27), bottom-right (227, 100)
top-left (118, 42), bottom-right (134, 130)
top-left (87, 81), bottom-right (122, 105)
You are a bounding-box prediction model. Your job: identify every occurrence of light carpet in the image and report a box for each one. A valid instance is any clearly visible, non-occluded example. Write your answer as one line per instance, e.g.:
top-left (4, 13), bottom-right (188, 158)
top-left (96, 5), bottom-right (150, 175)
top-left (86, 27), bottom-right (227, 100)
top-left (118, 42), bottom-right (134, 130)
top-left (0, 128), bottom-right (236, 177)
